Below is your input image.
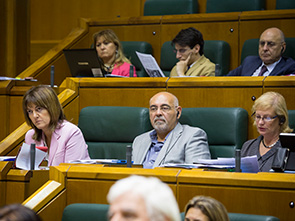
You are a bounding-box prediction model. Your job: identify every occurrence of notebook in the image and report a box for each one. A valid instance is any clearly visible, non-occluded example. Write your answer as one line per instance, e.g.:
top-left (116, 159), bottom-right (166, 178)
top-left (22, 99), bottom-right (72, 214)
top-left (279, 133), bottom-right (295, 171)
top-left (63, 49), bottom-right (104, 77)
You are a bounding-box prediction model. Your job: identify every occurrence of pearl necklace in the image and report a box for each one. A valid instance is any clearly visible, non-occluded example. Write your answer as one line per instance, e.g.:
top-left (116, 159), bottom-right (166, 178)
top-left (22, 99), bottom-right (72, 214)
top-left (262, 139), bottom-right (279, 148)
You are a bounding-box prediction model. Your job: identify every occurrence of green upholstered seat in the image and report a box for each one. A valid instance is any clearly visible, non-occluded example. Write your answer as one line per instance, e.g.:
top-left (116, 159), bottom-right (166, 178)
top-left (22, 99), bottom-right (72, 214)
top-left (276, 0), bottom-right (295, 9)
top-left (121, 41), bottom-right (153, 77)
top-left (241, 38), bottom-right (295, 64)
top-left (228, 213), bottom-right (280, 221)
top-left (78, 106), bottom-right (152, 159)
top-left (203, 40), bottom-right (231, 76)
top-left (144, 0), bottom-right (198, 16)
top-left (160, 40), bottom-right (230, 76)
top-left (181, 212), bottom-right (279, 221)
top-left (62, 203), bottom-right (109, 221)
top-left (288, 110), bottom-right (295, 131)
top-left (179, 108), bottom-right (248, 159)
top-left (160, 41), bottom-right (178, 77)
top-left (206, 0), bottom-right (265, 13)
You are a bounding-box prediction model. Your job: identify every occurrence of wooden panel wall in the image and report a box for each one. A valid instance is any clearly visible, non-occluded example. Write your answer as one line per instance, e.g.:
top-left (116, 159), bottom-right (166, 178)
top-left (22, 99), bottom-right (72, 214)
top-left (0, 0), bottom-right (30, 77)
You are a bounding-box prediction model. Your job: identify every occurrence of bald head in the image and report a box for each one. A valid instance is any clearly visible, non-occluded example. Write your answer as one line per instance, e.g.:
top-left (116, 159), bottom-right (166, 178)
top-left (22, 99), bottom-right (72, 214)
top-left (149, 92), bottom-right (179, 107)
top-left (259, 27), bottom-right (286, 65)
top-left (149, 92), bottom-right (182, 140)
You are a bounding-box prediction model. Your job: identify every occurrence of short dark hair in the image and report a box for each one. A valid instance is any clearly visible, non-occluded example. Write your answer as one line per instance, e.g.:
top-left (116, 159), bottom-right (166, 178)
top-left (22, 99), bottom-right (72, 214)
top-left (172, 27), bottom-right (204, 55)
top-left (0, 204), bottom-right (42, 221)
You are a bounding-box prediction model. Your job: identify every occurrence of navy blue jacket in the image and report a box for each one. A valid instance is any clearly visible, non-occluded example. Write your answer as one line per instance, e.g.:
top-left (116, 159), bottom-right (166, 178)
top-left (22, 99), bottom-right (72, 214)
top-left (227, 56), bottom-right (295, 76)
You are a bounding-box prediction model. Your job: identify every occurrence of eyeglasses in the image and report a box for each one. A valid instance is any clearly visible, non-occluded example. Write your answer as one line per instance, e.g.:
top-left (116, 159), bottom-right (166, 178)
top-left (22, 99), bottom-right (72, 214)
top-left (149, 105), bottom-right (177, 113)
top-left (173, 48), bottom-right (188, 54)
top-left (252, 113), bottom-right (278, 122)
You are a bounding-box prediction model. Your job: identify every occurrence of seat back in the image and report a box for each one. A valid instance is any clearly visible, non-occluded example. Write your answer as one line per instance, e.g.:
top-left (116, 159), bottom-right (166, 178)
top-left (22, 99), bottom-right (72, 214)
top-left (179, 108), bottom-right (248, 159)
top-left (62, 203), bottom-right (109, 221)
top-left (160, 41), bottom-right (178, 76)
top-left (203, 40), bottom-right (231, 76)
top-left (206, 0), bottom-right (265, 13)
top-left (144, 0), bottom-right (198, 16)
top-left (228, 213), bottom-right (280, 221)
top-left (78, 106), bottom-right (152, 159)
top-left (160, 40), bottom-right (230, 76)
top-left (121, 41), bottom-right (153, 77)
top-left (276, 0), bottom-right (295, 9)
top-left (288, 110), bottom-right (295, 131)
top-left (241, 38), bottom-right (295, 64)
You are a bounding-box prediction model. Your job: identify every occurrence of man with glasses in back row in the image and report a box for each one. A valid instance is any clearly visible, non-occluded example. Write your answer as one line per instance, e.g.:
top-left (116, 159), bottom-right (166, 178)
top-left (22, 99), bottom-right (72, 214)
top-left (170, 27), bottom-right (216, 77)
top-left (228, 27), bottom-right (295, 76)
top-left (132, 92), bottom-right (211, 168)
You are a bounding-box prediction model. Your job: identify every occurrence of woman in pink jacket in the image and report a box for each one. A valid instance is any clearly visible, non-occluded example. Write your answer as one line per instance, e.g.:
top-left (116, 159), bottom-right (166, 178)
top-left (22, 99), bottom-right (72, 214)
top-left (23, 85), bottom-right (90, 166)
top-left (93, 29), bottom-right (137, 77)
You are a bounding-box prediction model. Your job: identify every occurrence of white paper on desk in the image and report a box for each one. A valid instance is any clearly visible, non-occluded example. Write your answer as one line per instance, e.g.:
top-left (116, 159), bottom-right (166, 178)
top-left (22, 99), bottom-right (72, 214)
top-left (136, 51), bottom-right (165, 77)
top-left (15, 143), bottom-right (47, 170)
top-left (195, 156), bottom-right (259, 173)
top-left (241, 155), bottom-right (259, 173)
top-left (69, 159), bottom-right (121, 164)
top-left (195, 158), bottom-right (235, 165)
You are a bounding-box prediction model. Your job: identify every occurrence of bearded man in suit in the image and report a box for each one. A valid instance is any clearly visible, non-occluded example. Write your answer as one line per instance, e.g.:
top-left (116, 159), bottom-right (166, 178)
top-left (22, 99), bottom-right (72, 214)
top-left (132, 92), bottom-right (211, 168)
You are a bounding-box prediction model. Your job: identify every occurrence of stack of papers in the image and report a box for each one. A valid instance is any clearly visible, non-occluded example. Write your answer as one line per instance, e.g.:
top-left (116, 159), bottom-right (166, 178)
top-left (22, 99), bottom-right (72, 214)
top-left (162, 156), bottom-right (259, 173)
top-left (69, 159), bottom-right (130, 164)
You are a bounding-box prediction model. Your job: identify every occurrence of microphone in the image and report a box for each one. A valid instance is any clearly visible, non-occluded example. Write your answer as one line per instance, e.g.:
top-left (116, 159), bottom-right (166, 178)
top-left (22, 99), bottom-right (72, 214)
top-left (215, 64), bottom-right (221, 76)
top-left (126, 145), bottom-right (132, 168)
top-left (129, 65), bottom-right (134, 77)
top-left (30, 143), bottom-right (36, 170)
top-left (50, 65), bottom-right (55, 87)
top-left (235, 149), bottom-right (241, 172)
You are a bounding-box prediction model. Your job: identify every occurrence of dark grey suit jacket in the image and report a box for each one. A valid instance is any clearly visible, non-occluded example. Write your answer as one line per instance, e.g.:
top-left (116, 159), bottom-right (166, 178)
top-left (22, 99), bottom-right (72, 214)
top-left (132, 123), bottom-right (211, 168)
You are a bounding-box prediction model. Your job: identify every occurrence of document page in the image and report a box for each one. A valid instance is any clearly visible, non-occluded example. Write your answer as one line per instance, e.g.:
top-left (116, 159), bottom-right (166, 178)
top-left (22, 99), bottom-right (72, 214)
top-left (136, 51), bottom-right (165, 77)
top-left (15, 143), bottom-right (47, 170)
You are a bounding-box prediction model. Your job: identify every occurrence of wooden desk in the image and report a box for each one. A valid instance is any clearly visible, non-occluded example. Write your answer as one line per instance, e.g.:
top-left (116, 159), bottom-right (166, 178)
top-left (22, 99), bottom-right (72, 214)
top-left (5, 169), bottom-right (49, 205)
top-left (0, 161), bottom-right (49, 206)
top-left (177, 169), bottom-right (295, 221)
top-left (23, 165), bottom-right (295, 221)
top-left (0, 161), bottom-right (13, 206)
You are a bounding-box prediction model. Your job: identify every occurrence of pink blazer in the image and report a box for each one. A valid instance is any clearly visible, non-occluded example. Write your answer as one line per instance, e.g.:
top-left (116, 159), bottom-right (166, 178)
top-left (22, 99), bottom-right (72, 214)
top-left (112, 62), bottom-right (137, 77)
top-left (25, 121), bottom-right (90, 166)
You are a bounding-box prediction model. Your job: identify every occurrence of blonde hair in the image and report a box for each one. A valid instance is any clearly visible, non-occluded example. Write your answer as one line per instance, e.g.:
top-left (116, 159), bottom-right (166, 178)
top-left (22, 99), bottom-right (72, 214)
top-left (185, 196), bottom-right (229, 221)
top-left (22, 85), bottom-right (66, 141)
top-left (252, 91), bottom-right (292, 133)
top-left (93, 29), bottom-right (130, 67)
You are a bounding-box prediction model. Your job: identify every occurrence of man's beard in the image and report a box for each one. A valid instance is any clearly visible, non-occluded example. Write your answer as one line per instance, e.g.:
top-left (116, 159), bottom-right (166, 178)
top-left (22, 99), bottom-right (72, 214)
top-left (153, 117), bottom-right (168, 133)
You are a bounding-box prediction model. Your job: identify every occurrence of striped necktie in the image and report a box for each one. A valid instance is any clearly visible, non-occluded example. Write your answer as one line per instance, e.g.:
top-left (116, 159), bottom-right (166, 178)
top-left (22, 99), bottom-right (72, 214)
top-left (258, 65), bottom-right (267, 76)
